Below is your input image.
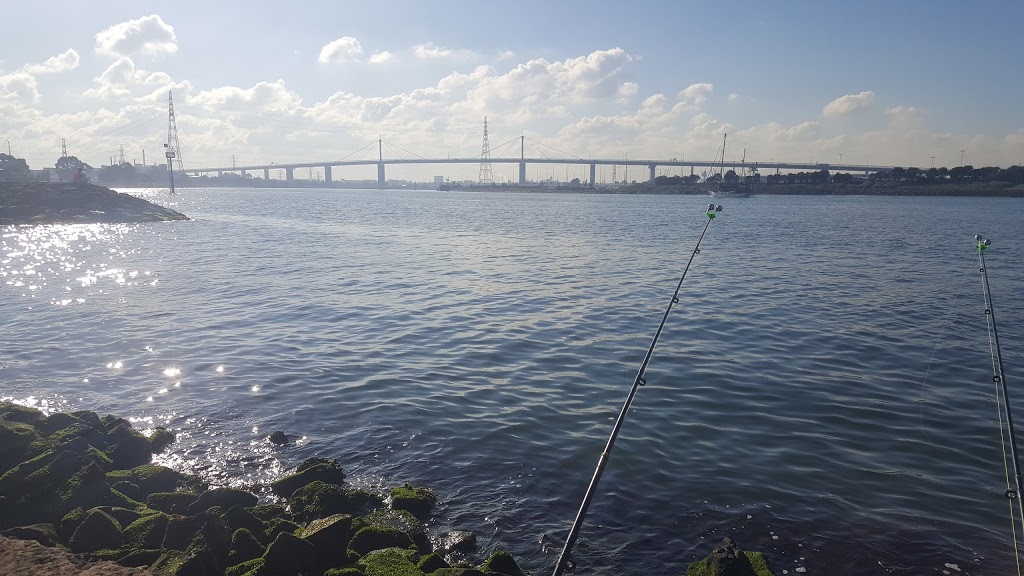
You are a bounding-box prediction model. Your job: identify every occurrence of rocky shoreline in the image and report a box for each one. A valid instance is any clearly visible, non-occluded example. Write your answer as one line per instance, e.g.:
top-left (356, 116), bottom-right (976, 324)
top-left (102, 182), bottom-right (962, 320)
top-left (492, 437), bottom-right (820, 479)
top-left (0, 402), bottom-right (529, 576)
top-left (0, 183), bottom-right (188, 225)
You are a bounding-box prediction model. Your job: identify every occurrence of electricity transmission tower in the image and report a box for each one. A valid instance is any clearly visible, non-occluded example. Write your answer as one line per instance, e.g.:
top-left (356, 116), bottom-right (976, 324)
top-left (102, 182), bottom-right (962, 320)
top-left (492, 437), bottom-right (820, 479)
top-left (478, 117), bottom-right (493, 184)
top-left (166, 91), bottom-right (185, 179)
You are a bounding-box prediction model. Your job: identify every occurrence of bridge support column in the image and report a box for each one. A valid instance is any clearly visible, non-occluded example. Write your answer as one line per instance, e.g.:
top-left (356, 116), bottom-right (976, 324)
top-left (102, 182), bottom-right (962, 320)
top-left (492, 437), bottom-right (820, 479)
top-left (324, 165), bottom-right (332, 184)
top-left (240, 170), bottom-right (247, 178)
top-left (519, 162), bottom-right (526, 185)
top-left (217, 170), bottom-right (223, 177)
top-left (263, 168), bottom-right (270, 180)
top-left (649, 164), bottom-right (656, 182)
top-left (589, 163), bottom-right (596, 187)
top-left (285, 167), bottom-right (294, 181)
top-left (377, 163), bottom-right (385, 188)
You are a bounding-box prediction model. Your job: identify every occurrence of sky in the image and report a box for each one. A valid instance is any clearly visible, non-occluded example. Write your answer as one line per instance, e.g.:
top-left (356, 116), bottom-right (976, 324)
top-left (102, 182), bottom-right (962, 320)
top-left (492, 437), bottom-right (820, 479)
top-left (1, 0), bottom-right (1023, 182)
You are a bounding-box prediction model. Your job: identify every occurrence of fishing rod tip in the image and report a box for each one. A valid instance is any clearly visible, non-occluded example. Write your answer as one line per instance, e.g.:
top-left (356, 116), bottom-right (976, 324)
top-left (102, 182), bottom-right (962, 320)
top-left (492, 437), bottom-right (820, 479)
top-left (975, 234), bottom-right (992, 246)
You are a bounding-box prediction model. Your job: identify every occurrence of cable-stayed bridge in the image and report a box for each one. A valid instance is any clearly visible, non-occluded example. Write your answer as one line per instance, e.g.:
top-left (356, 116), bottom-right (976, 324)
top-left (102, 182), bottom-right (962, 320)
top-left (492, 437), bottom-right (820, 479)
top-left (187, 137), bottom-right (893, 188)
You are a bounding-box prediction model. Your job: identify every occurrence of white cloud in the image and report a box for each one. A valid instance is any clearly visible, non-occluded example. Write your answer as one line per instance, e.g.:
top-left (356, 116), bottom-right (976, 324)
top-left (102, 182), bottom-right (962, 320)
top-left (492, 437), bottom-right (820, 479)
top-left (679, 83), bottom-right (713, 104)
top-left (22, 49), bottom-right (80, 74)
top-left (95, 15), bottom-right (178, 58)
top-left (885, 105), bottom-right (922, 126)
top-left (84, 57), bottom-right (179, 99)
top-left (617, 82), bottom-right (639, 99)
top-left (498, 50), bottom-right (516, 61)
top-left (318, 37), bottom-right (364, 64)
top-left (414, 42), bottom-right (475, 60)
top-left (369, 51), bottom-right (394, 64)
top-left (190, 80), bottom-right (302, 113)
top-left (823, 90), bottom-right (875, 117)
top-left (0, 72), bottom-right (40, 107)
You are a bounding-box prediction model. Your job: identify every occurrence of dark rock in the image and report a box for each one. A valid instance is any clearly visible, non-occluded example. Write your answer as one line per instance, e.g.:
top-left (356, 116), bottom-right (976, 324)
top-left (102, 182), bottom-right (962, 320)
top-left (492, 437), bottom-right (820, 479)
top-left (270, 457), bottom-right (346, 498)
top-left (356, 547), bottom-right (421, 575)
top-left (222, 505), bottom-right (268, 544)
top-left (263, 531), bottom-right (317, 576)
top-left (480, 550), bottom-right (526, 576)
top-left (433, 530), bottom-right (477, 555)
top-left (0, 401), bottom-right (45, 425)
top-left (147, 491), bottom-right (198, 514)
top-left (150, 549), bottom-right (206, 576)
top-left (188, 486), bottom-right (258, 514)
top-left (0, 420), bottom-right (40, 474)
top-left (100, 415), bottom-right (131, 431)
top-left (324, 568), bottom-right (364, 576)
top-left (95, 505), bottom-right (142, 527)
top-left (391, 482), bottom-right (437, 519)
top-left (104, 487), bottom-right (145, 511)
top-left (268, 431), bottom-right (288, 445)
top-left (227, 527), bottom-right (265, 567)
top-left (247, 504), bottom-right (288, 522)
top-left (225, 557), bottom-right (265, 576)
top-left (69, 410), bottom-right (104, 431)
top-left (105, 423), bottom-right (153, 469)
top-left (362, 508), bottom-right (430, 554)
top-left (301, 513), bottom-right (352, 566)
top-left (117, 548), bottom-right (162, 568)
top-left (0, 182), bottom-right (189, 225)
top-left (59, 506), bottom-right (87, 543)
top-left (183, 512), bottom-right (233, 575)
top-left (0, 451), bottom-right (110, 528)
top-left (264, 518), bottom-right (303, 542)
top-left (289, 480), bottom-right (382, 522)
top-left (1, 523), bottom-right (59, 547)
top-left (163, 513), bottom-right (209, 551)
top-left (418, 552), bottom-right (450, 573)
top-left (68, 508), bottom-right (124, 553)
top-left (107, 464), bottom-right (185, 496)
top-left (149, 427), bottom-right (176, 453)
top-left (111, 480), bottom-right (141, 500)
top-left (703, 537), bottom-right (759, 576)
top-left (123, 512), bottom-right (170, 550)
top-left (347, 525), bottom-right (415, 557)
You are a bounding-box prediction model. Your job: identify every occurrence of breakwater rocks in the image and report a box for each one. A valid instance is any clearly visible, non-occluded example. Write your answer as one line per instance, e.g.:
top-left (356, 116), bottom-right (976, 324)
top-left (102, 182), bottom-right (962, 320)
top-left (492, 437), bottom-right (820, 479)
top-left (0, 402), bottom-right (527, 576)
top-left (0, 183), bottom-right (188, 225)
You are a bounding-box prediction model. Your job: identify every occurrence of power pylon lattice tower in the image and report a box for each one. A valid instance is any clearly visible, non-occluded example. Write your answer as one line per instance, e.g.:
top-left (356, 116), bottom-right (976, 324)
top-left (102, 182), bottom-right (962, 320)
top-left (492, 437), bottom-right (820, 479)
top-left (478, 117), bottom-right (493, 184)
top-left (166, 91), bottom-right (184, 179)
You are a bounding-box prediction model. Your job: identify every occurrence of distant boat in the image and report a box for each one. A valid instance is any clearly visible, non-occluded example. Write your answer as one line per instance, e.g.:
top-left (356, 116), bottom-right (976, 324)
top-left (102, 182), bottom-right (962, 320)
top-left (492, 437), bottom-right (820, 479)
top-left (707, 134), bottom-right (751, 198)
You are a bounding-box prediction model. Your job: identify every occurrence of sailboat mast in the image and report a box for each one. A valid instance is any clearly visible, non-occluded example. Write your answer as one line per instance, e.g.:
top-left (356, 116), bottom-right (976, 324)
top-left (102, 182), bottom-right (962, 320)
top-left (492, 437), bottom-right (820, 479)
top-left (721, 133), bottom-right (727, 178)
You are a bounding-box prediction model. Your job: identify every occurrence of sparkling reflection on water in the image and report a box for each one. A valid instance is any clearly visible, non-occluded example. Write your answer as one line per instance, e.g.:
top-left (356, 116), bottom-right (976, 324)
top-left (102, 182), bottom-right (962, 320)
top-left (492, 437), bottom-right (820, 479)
top-left (3, 188), bottom-right (1024, 575)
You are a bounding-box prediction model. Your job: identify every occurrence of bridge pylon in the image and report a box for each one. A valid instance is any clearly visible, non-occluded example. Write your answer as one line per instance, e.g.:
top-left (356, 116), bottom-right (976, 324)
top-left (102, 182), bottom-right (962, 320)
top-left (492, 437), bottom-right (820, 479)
top-left (478, 117), bottom-right (493, 184)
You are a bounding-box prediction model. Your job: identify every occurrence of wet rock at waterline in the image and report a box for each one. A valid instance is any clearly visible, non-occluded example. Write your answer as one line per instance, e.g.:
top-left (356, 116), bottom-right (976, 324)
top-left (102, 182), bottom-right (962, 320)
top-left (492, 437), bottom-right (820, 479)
top-left (0, 182), bottom-right (187, 225)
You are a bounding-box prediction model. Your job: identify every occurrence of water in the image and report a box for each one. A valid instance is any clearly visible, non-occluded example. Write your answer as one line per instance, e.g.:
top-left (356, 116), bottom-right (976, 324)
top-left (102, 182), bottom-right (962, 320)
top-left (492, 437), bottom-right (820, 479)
top-left (3, 188), bottom-right (1023, 575)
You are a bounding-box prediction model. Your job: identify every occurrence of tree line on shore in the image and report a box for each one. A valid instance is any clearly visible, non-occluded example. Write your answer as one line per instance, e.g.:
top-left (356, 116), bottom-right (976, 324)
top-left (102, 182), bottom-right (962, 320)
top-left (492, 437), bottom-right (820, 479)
top-left (653, 164), bottom-right (1024, 187)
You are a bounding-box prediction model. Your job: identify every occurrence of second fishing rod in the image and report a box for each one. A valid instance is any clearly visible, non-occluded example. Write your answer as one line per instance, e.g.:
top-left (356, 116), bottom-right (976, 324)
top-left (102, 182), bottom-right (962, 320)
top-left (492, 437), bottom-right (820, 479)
top-left (552, 203), bottom-right (724, 576)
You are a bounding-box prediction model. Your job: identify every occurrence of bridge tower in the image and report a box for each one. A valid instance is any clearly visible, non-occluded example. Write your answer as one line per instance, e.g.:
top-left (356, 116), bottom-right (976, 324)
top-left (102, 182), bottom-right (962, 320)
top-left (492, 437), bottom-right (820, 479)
top-left (478, 117), bottom-right (493, 184)
top-left (166, 91), bottom-right (185, 181)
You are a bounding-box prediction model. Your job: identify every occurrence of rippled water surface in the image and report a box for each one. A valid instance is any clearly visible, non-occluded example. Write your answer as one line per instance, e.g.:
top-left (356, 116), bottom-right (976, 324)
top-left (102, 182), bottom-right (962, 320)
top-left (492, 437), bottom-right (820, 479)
top-left (3, 188), bottom-right (1024, 575)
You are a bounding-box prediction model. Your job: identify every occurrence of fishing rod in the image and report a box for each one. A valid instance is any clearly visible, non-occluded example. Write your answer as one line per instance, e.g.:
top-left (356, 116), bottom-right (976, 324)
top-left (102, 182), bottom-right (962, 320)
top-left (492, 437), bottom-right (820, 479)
top-left (551, 204), bottom-right (724, 576)
top-left (976, 235), bottom-right (1024, 545)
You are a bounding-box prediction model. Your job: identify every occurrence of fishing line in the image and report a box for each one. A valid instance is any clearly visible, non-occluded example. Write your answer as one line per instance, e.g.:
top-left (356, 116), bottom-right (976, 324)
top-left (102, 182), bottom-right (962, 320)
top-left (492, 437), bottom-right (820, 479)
top-left (917, 252), bottom-right (978, 438)
top-left (976, 235), bottom-right (1024, 575)
top-left (551, 204), bottom-right (723, 576)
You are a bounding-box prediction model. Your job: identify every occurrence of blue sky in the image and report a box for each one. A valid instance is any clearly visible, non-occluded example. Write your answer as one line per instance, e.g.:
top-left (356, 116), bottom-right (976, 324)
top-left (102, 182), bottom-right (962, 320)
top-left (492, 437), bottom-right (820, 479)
top-left (2, 0), bottom-right (1022, 180)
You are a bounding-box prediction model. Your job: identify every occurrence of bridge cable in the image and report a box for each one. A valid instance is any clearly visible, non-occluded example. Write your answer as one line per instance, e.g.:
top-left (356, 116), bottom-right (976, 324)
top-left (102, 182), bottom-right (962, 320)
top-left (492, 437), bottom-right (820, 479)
top-left (552, 205), bottom-right (724, 576)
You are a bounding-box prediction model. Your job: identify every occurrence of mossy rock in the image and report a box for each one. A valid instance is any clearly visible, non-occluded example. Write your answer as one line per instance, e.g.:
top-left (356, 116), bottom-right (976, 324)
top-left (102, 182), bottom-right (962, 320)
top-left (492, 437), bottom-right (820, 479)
top-left (150, 549), bottom-right (203, 575)
top-left (227, 527), bottom-right (265, 567)
top-left (357, 547), bottom-right (423, 576)
top-left (95, 505), bottom-right (142, 527)
top-left (0, 401), bottom-right (45, 425)
top-left (149, 427), bottom-right (176, 453)
top-left (263, 531), bottom-right (317, 576)
top-left (0, 523), bottom-right (59, 547)
top-left (107, 464), bottom-right (185, 495)
top-left (59, 506), bottom-right (87, 543)
top-left (0, 419), bottom-right (41, 474)
top-left (111, 480), bottom-right (141, 500)
top-left (479, 550), bottom-right (525, 576)
top-left (226, 557), bottom-right (266, 576)
top-left (104, 423), bottom-right (153, 469)
top-left (182, 513), bottom-right (233, 575)
top-left (146, 491), bottom-right (198, 514)
top-left (685, 551), bottom-right (774, 576)
top-left (247, 504), bottom-right (288, 522)
top-left (68, 508), bottom-right (124, 553)
top-left (0, 454), bottom-right (110, 529)
top-left (117, 548), bottom-right (162, 568)
top-left (69, 410), bottom-right (104, 431)
top-left (362, 508), bottom-right (430, 554)
top-left (264, 518), bottom-right (303, 541)
top-left (430, 569), bottom-right (486, 576)
top-left (103, 487), bottom-right (145, 511)
top-left (123, 512), bottom-right (170, 549)
top-left (100, 415), bottom-right (131, 431)
top-left (348, 525), bottom-right (415, 557)
top-left (302, 513), bottom-right (353, 566)
top-left (270, 457), bottom-right (346, 498)
top-left (223, 505), bottom-right (269, 544)
top-left (417, 552), bottom-right (450, 573)
top-left (37, 412), bottom-right (91, 436)
top-left (325, 568), bottom-right (365, 576)
top-left (290, 480), bottom-right (382, 522)
top-left (188, 486), bottom-right (258, 514)
top-left (390, 483), bottom-right (437, 520)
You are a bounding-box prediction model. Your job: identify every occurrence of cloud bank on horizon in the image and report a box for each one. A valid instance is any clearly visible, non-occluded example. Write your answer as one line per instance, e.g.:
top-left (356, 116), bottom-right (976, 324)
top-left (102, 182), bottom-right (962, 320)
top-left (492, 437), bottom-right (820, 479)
top-left (1, 11), bottom-right (1022, 178)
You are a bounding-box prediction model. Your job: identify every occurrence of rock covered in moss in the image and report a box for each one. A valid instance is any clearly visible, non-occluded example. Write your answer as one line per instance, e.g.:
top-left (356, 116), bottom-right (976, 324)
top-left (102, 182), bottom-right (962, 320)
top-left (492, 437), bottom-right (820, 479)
top-left (270, 456), bottom-right (346, 498)
top-left (301, 513), bottom-right (353, 566)
top-left (104, 423), bottom-right (154, 469)
top-left (432, 530), bottom-right (477, 555)
top-left (686, 537), bottom-right (775, 576)
top-left (480, 550), bottom-right (526, 576)
top-left (223, 505), bottom-right (269, 544)
top-left (417, 552), bottom-right (450, 573)
top-left (348, 525), bottom-right (416, 557)
top-left (107, 464), bottom-right (184, 495)
top-left (262, 531), bottom-right (317, 576)
top-left (0, 419), bottom-right (40, 473)
top-left (149, 426), bottom-right (176, 453)
top-left (1, 523), bottom-right (59, 547)
top-left (0, 182), bottom-right (189, 225)
top-left (357, 547), bottom-right (421, 576)
top-left (68, 508), bottom-right (123, 553)
top-left (146, 491), bottom-right (198, 514)
top-left (123, 512), bottom-right (169, 550)
top-left (227, 527), bottom-right (265, 567)
top-left (289, 480), bottom-right (381, 522)
top-left (188, 487), bottom-right (259, 514)
top-left (362, 508), bottom-right (430, 554)
top-left (390, 483), bottom-right (437, 520)
top-left (324, 568), bottom-right (364, 576)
